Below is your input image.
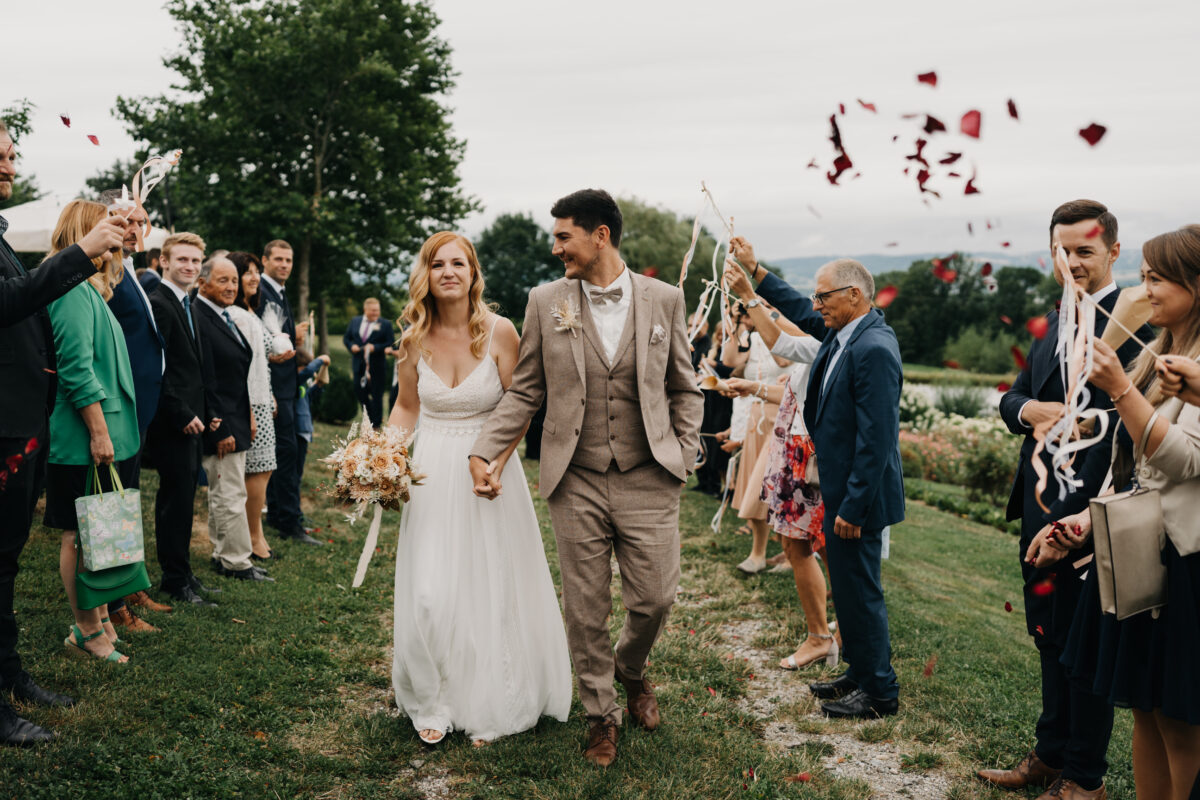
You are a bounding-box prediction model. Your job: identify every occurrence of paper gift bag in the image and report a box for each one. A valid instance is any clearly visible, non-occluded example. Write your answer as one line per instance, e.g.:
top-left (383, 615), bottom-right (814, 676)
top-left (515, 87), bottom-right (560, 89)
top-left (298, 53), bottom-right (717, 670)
top-left (74, 464), bottom-right (145, 572)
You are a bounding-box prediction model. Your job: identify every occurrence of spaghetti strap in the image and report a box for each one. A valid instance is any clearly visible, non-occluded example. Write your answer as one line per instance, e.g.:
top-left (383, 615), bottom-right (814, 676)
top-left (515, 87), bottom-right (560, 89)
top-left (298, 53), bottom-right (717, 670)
top-left (486, 316), bottom-right (502, 356)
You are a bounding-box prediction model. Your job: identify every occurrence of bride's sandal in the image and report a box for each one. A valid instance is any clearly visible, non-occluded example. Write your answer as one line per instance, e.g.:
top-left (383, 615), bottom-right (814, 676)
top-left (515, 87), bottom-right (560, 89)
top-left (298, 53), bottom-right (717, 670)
top-left (100, 616), bottom-right (122, 645)
top-left (418, 728), bottom-right (446, 745)
top-left (778, 633), bottom-right (838, 670)
top-left (64, 624), bottom-right (128, 664)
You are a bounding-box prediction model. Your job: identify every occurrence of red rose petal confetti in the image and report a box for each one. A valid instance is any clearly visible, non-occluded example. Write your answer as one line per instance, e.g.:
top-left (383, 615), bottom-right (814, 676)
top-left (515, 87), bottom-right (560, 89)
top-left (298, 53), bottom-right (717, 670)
top-left (917, 70), bottom-right (938, 87)
top-left (916, 168), bottom-right (939, 197)
top-left (999, 315), bottom-right (1013, 325)
top-left (964, 171), bottom-right (981, 195)
top-left (943, 360), bottom-right (961, 369)
top-left (858, 99), bottom-right (877, 113)
top-left (886, 242), bottom-right (899, 247)
top-left (1038, 256), bottom-right (1047, 269)
top-left (960, 109), bottom-right (982, 138)
top-left (786, 772), bottom-right (813, 783)
top-left (643, 266), bottom-right (659, 279)
top-left (1004, 601), bottom-right (1014, 612)
top-left (5, 454), bottom-right (21, 474)
top-left (807, 159), bottom-right (819, 169)
top-left (980, 262), bottom-right (993, 277)
top-left (997, 382), bottom-right (1011, 392)
top-left (827, 154), bottom-right (853, 185)
top-left (1032, 578), bottom-right (1056, 596)
top-left (1036, 625), bottom-right (1045, 636)
top-left (707, 686), bottom-right (717, 696)
top-left (987, 219), bottom-right (993, 230)
top-left (875, 285), bottom-right (899, 308)
top-left (946, 171), bottom-right (961, 178)
top-left (967, 222), bottom-right (974, 235)
top-left (1007, 98), bottom-right (1019, 120)
top-left (938, 152), bottom-right (962, 165)
top-left (1079, 123), bottom-right (1107, 146)
top-left (1001, 241), bottom-right (1011, 248)
top-left (23, 437), bottom-right (37, 455)
top-left (923, 654), bottom-right (938, 677)
top-left (932, 261), bottom-right (957, 283)
top-left (923, 115), bottom-right (947, 135)
top-left (59, 114), bottom-right (71, 128)
top-left (1026, 316), bottom-right (1050, 340)
top-left (689, 628), bottom-right (696, 635)
top-left (838, 103), bottom-right (846, 116)
top-left (1011, 345), bottom-right (1028, 370)
top-left (86, 135), bottom-right (100, 146)
top-left (906, 138), bottom-right (930, 168)
top-left (1087, 224), bottom-right (1104, 238)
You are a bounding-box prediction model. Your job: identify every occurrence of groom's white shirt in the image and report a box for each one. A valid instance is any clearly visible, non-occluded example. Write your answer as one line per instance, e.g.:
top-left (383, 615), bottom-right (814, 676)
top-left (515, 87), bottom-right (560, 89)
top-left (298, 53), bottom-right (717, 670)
top-left (581, 264), bottom-right (632, 363)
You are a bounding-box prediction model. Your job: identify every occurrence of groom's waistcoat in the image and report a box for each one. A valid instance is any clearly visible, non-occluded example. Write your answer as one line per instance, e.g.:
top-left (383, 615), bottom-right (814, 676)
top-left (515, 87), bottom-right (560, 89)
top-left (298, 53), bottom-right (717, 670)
top-left (570, 306), bottom-right (654, 473)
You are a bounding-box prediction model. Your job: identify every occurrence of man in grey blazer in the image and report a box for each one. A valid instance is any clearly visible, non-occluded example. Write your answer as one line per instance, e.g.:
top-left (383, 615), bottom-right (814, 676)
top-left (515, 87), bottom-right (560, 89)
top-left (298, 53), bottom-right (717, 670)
top-left (470, 189), bottom-right (703, 767)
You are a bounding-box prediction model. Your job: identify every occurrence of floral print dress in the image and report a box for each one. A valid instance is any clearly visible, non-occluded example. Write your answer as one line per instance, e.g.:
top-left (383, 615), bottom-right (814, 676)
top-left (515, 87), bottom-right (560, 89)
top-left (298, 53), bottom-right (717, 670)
top-left (761, 365), bottom-right (824, 548)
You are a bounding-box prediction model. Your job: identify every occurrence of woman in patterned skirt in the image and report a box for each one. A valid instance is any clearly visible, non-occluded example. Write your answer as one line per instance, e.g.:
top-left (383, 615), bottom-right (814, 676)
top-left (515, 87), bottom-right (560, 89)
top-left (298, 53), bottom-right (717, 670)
top-left (227, 252), bottom-right (278, 561)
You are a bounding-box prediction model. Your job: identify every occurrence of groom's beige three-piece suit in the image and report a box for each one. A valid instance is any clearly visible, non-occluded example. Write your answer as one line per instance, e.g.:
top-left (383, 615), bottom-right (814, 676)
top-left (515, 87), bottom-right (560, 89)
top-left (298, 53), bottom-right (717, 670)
top-left (473, 269), bottom-right (703, 724)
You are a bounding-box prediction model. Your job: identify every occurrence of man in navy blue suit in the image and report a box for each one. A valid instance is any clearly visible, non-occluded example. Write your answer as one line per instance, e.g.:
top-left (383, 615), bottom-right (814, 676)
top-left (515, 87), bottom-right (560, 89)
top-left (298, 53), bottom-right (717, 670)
top-left (728, 237), bottom-right (904, 720)
top-left (342, 297), bottom-right (394, 427)
top-left (982, 201), bottom-right (1148, 800)
top-left (100, 191), bottom-right (173, 625)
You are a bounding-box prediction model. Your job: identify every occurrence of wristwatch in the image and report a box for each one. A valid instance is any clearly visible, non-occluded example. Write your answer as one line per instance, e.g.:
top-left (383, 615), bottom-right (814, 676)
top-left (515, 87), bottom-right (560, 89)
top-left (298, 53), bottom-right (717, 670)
top-left (745, 298), bottom-right (762, 309)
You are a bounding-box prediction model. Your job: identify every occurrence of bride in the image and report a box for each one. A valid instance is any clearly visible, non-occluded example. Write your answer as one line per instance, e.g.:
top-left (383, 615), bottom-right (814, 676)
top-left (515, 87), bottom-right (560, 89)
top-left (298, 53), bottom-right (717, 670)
top-left (388, 231), bottom-right (571, 745)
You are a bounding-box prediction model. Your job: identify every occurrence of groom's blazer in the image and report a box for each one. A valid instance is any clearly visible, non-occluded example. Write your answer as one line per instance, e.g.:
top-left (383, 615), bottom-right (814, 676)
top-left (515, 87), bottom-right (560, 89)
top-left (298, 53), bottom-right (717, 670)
top-left (473, 271), bottom-right (703, 499)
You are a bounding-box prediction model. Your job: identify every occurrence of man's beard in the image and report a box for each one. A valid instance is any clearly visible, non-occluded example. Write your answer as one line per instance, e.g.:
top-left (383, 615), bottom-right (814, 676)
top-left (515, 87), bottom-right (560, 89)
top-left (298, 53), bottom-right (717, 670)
top-left (0, 181), bottom-right (12, 202)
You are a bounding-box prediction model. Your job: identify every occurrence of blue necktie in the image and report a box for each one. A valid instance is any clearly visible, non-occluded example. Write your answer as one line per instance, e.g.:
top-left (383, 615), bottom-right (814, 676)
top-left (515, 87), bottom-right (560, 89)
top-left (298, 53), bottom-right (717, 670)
top-left (182, 294), bottom-right (195, 338)
top-left (222, 310), bottom-right (244, 346)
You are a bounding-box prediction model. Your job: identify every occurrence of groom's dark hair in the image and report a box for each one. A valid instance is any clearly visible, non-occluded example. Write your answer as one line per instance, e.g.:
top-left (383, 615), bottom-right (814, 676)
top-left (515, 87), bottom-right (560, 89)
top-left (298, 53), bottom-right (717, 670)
top-left (551, 189), bottom-right (623, 248)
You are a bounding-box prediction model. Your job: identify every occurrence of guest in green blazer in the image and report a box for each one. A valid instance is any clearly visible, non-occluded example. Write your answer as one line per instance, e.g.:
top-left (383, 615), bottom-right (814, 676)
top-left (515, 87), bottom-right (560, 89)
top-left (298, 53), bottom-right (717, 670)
top-left (42, 201), bottom-right (139, 666)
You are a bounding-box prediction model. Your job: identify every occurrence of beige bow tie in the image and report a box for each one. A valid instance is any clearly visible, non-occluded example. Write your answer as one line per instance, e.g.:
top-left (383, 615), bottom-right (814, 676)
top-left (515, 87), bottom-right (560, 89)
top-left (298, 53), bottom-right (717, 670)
top-left (589, 287), bottom-right (623, 306)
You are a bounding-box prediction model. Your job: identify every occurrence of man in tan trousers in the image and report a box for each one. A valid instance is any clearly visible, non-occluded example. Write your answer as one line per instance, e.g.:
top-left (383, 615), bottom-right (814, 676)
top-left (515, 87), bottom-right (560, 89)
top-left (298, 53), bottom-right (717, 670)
top-left (470, 189), bottom-right (703, 767)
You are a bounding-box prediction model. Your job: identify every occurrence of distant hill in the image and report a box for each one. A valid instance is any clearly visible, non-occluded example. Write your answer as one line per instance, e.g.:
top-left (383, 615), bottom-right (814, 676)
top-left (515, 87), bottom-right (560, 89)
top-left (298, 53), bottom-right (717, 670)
top-left (773, 249), bottom-right (1144, 290)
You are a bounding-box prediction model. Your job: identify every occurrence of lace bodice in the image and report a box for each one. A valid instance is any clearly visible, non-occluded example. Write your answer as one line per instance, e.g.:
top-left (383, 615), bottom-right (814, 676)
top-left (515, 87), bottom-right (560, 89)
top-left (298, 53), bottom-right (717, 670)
top-left (416, 353), bottom-right (504, 427)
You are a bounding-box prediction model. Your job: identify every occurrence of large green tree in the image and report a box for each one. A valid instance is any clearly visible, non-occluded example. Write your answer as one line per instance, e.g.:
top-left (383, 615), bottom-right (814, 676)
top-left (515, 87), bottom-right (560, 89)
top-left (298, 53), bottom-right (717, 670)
top-left (474, 212), bottom-right (560, 319)
top-left (115, 0), bottom-right (477, 351)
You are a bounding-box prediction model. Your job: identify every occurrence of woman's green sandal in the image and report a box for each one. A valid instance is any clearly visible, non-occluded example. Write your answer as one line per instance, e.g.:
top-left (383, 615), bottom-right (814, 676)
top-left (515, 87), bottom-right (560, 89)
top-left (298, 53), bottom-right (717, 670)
top-left (64, 624), bottom-right (127, 664)
top-left (99, 616), bottom-right (122, 645)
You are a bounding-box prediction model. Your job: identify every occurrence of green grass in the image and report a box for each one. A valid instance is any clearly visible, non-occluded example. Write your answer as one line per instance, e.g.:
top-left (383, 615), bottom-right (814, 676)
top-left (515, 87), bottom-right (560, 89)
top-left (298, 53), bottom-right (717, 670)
top-left (0, 422), bottom-right (1135, 798)
top-left (903, 363), bottom-right (1015, 388)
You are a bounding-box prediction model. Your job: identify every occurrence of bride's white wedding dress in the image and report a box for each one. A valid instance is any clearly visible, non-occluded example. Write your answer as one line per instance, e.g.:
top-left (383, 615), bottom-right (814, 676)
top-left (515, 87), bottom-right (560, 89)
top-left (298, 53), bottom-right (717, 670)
top-left (392, 332), bottom-right (571, 741)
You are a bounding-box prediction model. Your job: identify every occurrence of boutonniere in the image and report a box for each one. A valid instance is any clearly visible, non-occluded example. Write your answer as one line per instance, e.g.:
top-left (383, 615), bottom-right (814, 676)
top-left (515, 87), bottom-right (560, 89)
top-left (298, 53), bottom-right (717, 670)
top-left (550, 298), bottom-right (581, 338)
top-left (649, 324), bottom-right (667, 346)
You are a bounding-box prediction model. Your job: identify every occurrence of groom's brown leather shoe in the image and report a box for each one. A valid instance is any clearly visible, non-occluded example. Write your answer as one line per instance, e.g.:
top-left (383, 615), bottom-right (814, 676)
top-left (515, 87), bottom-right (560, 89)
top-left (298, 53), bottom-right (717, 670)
top-left (977, 749), bottom-right (1062, 790)
top-left (616, 669), bottom-right (660, 731)
top-left (583, 721), bottom-right (618, 767)
top-left (1035, 778), bottom-right (1106, 800)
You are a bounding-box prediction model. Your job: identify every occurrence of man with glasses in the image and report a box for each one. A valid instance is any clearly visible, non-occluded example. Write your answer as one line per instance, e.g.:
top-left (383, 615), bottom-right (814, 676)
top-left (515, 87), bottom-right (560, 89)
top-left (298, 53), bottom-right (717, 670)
top-left (727, 236), bottom-right (904, 720)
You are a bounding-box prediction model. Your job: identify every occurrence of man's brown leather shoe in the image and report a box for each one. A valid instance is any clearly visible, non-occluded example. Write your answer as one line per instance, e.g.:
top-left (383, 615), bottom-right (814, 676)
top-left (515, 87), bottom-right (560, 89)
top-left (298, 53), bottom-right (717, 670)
top-left (583, 721), bottom-right (618, 767)
top-left (1035, 778), bottom-right (1106, 800)
top-left (616, 670), bottom-right (660, 731)
top-left (125, 591), bottom-right (172, 613)
top-left (977, 750), bottom-right (1062, 790)
top-left (110, 606), bottom-right (159, 633)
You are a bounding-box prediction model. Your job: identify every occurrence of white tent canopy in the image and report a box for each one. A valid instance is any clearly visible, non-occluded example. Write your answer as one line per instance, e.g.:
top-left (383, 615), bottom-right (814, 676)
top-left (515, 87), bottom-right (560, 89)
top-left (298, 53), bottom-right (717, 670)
top-left (1, 195), bottom-right (168, 254)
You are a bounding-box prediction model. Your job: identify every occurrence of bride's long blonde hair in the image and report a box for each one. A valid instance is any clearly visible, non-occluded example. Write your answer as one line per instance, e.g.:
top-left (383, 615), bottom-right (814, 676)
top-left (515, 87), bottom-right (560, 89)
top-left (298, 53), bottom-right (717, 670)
top-left (397, 231), bottom-right (493, 363)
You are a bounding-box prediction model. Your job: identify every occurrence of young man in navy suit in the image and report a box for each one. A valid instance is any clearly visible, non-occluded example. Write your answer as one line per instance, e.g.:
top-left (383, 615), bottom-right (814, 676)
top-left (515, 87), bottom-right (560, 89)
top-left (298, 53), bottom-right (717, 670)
top-left (729, 237), bottom-right (905, 721)
top-left (342, 297), bottom-right (394, 426)
top-left (983, 201), bottom-right (1149, 800)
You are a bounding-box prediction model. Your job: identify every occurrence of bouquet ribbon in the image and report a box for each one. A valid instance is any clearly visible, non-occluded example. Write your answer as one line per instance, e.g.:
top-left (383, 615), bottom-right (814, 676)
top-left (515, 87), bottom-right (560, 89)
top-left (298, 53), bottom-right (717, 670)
top-left (352, 504), bottom-right (384, 588)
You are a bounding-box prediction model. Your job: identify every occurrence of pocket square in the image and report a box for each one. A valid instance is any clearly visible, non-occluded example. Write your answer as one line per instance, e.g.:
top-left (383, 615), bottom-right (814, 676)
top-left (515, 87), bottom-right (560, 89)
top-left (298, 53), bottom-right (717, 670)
top-left (650, 324), bottom-right (667, 345)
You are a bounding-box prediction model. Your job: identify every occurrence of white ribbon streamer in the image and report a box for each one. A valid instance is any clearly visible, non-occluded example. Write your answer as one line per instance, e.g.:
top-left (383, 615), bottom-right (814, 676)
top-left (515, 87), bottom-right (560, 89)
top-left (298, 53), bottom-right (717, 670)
top-left (351, 504), bottom-right (384, 588)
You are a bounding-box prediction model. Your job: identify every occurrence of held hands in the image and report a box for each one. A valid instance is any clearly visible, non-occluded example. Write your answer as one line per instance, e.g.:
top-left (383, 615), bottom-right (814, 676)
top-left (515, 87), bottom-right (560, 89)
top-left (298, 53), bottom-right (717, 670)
top-left (469, 455), bottom-right (503, 500)
top-left (78, 216), bottom-right (132, 259)
top-left (89, 431), bottom-right (114, 466)
top-left (720, 377), bottom-right (760, 398)
top-left (833, 516), bottom-right (861, 540)
top-left (1159, 356), bottom-right (1200, 406)
top-left (182, 416), bottom-right (205, 436)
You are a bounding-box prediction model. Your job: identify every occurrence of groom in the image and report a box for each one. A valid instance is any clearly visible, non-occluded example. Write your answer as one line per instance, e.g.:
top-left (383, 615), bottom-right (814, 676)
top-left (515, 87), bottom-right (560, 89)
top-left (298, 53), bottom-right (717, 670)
top-left (470, 189), bottom-right (703, 767)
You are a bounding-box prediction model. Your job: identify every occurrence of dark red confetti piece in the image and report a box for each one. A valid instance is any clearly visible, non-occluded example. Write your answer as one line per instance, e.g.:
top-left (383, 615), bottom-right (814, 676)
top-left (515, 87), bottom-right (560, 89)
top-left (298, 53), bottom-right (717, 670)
top-left (999, 314), bottom-right (1012, 325)
top-left (857, 99), bottom-right (877, 113)
top-left (932, 263), bottom-right (957, 283)
top-left (1007, 99), bottom-right (1019, 120)
top-left (707, 686), bottom-right (717, 696)
top-left (1012, 345), bottom-right (1028, 370)
top-left (987, 219), bottom-right (993, 230)
top-left (906, 138), bottom-right (930, 168)
top-left (997, 382), bottom-right (1011, 392)
top-left (981, 262), bottom-right (993, 277)
top-left (86, 135), bottom-right (100, 146)
top-left (917, 71), bottom-right (938, 87)
top-left (923, 115), bottom-right (947, 135)
top-left (806, 159), bottom-right (819, 169)
top-left (875, 285), bottom-right (898, 308)
top-left (1087, 224), bottom-right (1104, 238)
top-left (1079, 123), bottom-right (1107, 146)
top-left (923, 654), bottom-right (938, 677)
top-left (786, 772), bottom-right (813, 783)
top-left (916, 168), bottom-right (939, 197)
top-left (642, 266), bottom-right (659, 279)
top-left (885, 242), bottom-right (898, 248)
top-left (1033, 578), bottom-right (1056, 596)
top-left (24, 438), bottom-right (37, 455)
top-left (960, 109), bottom-right (981, 138)
top-left (827, 154), bottom-right (853, 185)
top-left (5, 454), bottom-right (21, 474)
top-left (59, 114), bottom-right (71, 128)
top-left (1001, 241), bottom-right (1011, 248)
top-left (947, 171), bottom-right (962, 178)
top-left (1036, 625), bottom-right (1045, 636)
top-left (964, 171), bottom-right (981, 195)
top-left (967, 222), bottom-right (974, 236)
top-left (943, 360), bottom-right (961, 369)
top-left (939, 152), bottom-right (962, 165)
top-left (838, 103), bottom-right (846, 115)
top-left (1026, 316), bottom-right (1050, 340)
top-left (1004, 601), bottom-right (1014, 612)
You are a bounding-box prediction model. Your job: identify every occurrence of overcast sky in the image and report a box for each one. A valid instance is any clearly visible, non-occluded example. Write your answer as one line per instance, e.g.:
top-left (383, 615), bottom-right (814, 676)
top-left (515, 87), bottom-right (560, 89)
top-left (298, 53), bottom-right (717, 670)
top-left (4, 0), bottom-right (1198, 262)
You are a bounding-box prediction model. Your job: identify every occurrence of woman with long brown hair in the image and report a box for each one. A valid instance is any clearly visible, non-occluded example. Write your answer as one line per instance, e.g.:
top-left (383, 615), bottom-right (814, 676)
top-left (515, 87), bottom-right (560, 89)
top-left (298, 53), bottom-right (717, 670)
top-left (43, 200), bottom-right (139, 664)
top-left (1040, 225), bottom-right (1200, 799)
top-left (387, 231), bottom-right (570, 746)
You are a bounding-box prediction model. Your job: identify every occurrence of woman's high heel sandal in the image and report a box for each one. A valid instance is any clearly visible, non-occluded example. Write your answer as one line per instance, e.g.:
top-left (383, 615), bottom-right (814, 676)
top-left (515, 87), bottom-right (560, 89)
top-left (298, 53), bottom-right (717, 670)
top-left (779, 632), bottom-right (839, 670)
top-left (64, 624), bottom-right (127, 664)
